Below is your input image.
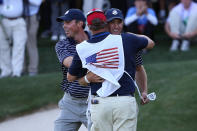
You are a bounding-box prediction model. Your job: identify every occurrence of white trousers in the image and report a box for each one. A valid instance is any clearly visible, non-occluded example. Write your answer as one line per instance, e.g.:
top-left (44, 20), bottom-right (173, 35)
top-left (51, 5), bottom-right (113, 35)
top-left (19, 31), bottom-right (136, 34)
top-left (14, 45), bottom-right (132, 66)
top-left (0, 18), bottom-right (27, 76)
top-left (25, 15), bottom-right (39, 74)
top-left (168, 9), bottom-right (197, 36)
top-left (90, 96), bottom-right (138, 131)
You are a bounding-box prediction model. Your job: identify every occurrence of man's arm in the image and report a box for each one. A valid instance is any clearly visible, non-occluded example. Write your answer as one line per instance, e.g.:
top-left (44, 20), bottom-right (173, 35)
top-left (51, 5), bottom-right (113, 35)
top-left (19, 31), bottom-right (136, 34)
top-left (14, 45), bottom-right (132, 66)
top-left (77, 72), bottom-right (105, 86)
top-left (146, 10), bottom-right (158, 26)
top-left (63, 56), bottom-right (73, 68)
top-left (135, 65), bottom-right (149, 105)
top-left (55, 40), bottom-right (74, 67)
top-left (165, 21), bottom-right (197, 39)
top-left (136, 65), bottom-right (147, 93)
top-left (124, 8), bottom-right (138, 26)
top-left (67, 72), bottom-right (77, 82)
top-left (135, 51), bottom-right (149, 105)
top-left (127, 32), bottom-right (155, 49)
top-left (139, 35), bottom-right (155, 49)
top-left (164, 22), bottom-right (180, 39)
top-left (67, 52), bottom-right (84, 82)
top-left (182, 29), bottom-right (197, 39)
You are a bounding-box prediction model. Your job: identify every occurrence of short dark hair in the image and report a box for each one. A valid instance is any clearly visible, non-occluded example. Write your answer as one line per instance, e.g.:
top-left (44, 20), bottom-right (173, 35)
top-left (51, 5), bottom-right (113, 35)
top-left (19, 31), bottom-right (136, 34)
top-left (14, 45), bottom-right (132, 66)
top-left (89, 18), bottom-right (107, 31)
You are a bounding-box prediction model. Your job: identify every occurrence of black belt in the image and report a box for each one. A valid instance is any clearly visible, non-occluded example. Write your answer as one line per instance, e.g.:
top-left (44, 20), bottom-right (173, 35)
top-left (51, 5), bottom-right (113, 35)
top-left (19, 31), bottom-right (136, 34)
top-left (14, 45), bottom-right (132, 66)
top-left (109, 93), bottom-right (134, 97)
top-left (5, 17), bottom-right (21, 20)
top-left (92, 93), bottom-right (134, 97)
top-left (91, 93), bottom-right (134, 104)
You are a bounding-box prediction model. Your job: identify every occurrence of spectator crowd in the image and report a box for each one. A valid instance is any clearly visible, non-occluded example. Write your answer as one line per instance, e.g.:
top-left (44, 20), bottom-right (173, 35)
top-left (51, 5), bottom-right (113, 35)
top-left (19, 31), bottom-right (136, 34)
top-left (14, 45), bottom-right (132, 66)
top-left (0, 0), bottom-right (197, 78)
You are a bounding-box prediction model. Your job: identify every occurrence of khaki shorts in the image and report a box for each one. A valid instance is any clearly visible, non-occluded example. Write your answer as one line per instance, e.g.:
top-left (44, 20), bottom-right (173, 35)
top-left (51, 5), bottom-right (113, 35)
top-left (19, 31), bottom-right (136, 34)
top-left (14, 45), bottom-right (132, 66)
top-left (90, 96), bottom-right (138, 131)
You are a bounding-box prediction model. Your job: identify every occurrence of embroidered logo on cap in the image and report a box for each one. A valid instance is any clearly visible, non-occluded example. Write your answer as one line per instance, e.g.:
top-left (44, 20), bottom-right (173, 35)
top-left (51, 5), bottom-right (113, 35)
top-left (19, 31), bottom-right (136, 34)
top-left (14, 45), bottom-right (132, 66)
top-left (65, 10), bottom-right (69, 15)
top-left (112, 10), bottom-right (118, 15)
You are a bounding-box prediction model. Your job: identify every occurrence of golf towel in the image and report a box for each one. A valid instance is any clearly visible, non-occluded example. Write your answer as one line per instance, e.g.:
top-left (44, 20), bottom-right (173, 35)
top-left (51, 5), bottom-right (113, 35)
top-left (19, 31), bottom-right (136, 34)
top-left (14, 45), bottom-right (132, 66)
top-left (76, 34), bottom-right (125, 97)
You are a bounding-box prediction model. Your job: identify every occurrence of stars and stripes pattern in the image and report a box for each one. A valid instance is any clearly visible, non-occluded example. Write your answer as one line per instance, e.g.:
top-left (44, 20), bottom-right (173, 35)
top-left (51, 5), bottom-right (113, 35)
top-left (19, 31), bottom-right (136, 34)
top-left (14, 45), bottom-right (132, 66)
top-left (85, 47), bottom-right (119, 69)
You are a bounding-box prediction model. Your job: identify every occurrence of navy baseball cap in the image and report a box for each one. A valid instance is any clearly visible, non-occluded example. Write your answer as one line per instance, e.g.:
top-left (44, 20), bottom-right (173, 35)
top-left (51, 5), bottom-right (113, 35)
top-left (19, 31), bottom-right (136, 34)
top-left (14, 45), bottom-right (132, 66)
top-left (56, 9), bottom-right (86, 22)
top-left (105, 8), bottom-right (124, 22)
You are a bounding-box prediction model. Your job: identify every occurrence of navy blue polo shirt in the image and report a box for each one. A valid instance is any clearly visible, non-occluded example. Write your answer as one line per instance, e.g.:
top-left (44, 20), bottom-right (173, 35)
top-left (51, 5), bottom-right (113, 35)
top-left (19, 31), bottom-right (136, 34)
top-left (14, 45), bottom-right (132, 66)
top-left (69, 32), bottom-right (148, 96)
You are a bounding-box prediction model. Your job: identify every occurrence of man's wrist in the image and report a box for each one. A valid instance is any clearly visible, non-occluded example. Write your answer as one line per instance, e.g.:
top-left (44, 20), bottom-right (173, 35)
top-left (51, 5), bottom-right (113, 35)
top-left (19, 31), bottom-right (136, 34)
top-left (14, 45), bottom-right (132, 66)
top-left (141, 91), bottom-right (147, 95)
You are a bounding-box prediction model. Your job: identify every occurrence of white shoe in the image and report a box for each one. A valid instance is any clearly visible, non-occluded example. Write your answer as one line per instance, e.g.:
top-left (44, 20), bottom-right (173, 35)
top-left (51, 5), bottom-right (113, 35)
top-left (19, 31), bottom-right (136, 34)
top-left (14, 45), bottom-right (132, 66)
top-left (59, 35), bottom-right (66, 40)
top-left (0, 73), bottom-right (10, 79)
top-left (12, 74), bottom-right (21, 78)
top-left (51, 35), bottom-right (58, 41)
top-left (12, 72), bottom-right (21, 77)
top-left (0, 71), bottom-right (11, 78)
top-left (170, 40), bottom-right (179, 51)
top-left (181, 40), bottom-right (190, 51)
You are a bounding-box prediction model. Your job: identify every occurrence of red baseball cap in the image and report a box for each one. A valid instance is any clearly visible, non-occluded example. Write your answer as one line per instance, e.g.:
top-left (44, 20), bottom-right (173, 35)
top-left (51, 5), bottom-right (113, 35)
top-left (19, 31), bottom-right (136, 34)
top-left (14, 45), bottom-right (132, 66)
top-left (86, 8), bottom-right (107, 25)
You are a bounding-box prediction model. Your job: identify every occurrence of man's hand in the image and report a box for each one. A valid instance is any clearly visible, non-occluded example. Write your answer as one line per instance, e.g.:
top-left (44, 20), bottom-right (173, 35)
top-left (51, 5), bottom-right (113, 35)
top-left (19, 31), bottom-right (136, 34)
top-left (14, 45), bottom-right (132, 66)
top-left (137, 8), bottom-right (143, 16)
top-left (69, 71), bottom-right (104, 86)
top-left (141, 92), bottom-right (149, 105)
top-left (182, 32), bottom-right (195, 39)
top-left (141, 5), bottom-right (148, 14)
top-left (169, 32), bottom-right (181, 39)
top-left (78, 71), bottom-right (104, 86)
top-left (86, 72), bottom-right (105, 83)
top-left (63, 56), bottom-right (73, 68)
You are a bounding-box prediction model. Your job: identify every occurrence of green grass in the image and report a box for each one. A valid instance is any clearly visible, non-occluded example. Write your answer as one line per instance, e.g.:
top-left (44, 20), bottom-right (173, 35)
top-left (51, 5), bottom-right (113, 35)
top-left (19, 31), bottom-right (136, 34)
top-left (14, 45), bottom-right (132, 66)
top-left (137, 60), bottom-right (197, 131)
top-left (0, 38), bottom-right (63, 121)
top-left (0, 72), bottom-right (63, 121)
top-left (0, 28), bottom-right (197, 130)
top-left (38, 38), bottom-right (60, 73)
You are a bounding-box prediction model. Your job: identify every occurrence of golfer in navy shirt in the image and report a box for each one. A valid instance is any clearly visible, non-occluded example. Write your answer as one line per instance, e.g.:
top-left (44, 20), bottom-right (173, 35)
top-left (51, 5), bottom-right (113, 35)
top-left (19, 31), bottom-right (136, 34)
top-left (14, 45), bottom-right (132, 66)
top-left (54, 9), bottom-right (90, 131)
top-left (67, 8), bottom-right (154, 131)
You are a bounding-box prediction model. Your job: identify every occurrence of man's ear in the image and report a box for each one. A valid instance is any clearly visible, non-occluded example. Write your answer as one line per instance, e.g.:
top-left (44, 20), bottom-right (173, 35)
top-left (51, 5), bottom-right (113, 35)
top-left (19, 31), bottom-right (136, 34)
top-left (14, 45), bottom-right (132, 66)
top-left (77, 21), bottom-right (84, 28)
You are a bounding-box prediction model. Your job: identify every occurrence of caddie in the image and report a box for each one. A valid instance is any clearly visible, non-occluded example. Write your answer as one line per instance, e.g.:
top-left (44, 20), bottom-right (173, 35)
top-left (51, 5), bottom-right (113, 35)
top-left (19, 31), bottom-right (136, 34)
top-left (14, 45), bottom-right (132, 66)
top-left (67, 8), bottom-right (155, 131)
